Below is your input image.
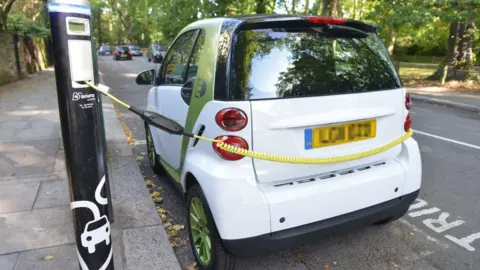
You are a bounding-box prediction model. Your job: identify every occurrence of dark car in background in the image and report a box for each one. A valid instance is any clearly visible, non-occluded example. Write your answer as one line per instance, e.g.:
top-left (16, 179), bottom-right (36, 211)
top-left (147, 43), bottom-right (168, 63)
top-left (113, 45), bottom-right (132, 60)
top-left (128, 45), bottom-right (143, 56)
top-left (98, 45), bottom-right (112, 56)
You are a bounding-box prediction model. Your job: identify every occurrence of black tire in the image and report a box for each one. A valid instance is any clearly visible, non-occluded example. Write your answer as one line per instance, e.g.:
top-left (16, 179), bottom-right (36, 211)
top-left (128, 56), bottom-right (132, 60)
top-left (187, 184), bottom-right (236, 270)
top-left (145, 124), bottom-right (164, 175)
top-left (148, 57), bottom-right (151, 62)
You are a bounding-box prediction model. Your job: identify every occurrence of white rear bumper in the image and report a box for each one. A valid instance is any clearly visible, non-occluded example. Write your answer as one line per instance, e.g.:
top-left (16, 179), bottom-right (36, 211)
top-left (183, 137), bottom-right (421, 240)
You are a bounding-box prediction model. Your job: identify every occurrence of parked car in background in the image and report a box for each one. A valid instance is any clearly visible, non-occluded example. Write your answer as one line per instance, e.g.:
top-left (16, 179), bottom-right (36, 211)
top-left (147, 43), bottom-right (168, 63)
top-left (113, 45), bottom-right (132, 61)
top-left (98, 45), bottom-right (112, 56)
top-left (128, 45), bottom-right (143, 56)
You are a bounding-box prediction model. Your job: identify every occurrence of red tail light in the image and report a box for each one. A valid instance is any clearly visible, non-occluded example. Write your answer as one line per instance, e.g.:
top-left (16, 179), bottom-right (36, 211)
top-left (115, 50), bottom-right (119, 55)
top-left (213, 136), bottom-right (248, 160)
top-left (215, 108), bottom-right (248, 132)
top-left (128, 50), bottom-right (132, 54)
top-left (404, 113), bottom-right (412, 132)
top-left (307, 16), bottom-right (347, 25)
top-left (405, 93), bottom-right (411, 110)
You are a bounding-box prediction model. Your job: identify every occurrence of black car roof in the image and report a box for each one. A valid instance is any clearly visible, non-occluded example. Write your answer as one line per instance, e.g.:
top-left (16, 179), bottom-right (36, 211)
top-left (219, 14), bottom-right (377, 33)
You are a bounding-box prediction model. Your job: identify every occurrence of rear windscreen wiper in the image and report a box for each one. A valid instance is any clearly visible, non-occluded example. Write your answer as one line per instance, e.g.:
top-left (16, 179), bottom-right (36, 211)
top-left (313, 24), bottom-right (368, 38)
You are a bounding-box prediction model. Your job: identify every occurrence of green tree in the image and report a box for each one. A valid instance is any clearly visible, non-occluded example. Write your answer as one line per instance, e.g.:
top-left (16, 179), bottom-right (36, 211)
top-left (0, 0), bottom-right (17, 31)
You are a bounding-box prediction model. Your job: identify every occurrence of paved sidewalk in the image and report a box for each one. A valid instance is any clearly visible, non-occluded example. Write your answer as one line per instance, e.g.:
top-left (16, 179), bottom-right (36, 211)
top-left (407, 86), bottom-right (480, 113)
top-left (0, 69), bottom-right (180, 270)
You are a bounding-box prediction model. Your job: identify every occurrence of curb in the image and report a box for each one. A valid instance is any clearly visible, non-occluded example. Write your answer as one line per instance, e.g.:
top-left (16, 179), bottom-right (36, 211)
top-left (100, 74), bottom-right (181, 270)
top-left (410, 94), bottom-right (480, 114)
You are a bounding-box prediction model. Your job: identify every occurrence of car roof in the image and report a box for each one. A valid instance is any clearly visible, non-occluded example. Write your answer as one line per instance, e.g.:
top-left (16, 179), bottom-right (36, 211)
top-left (184, 14), bottom-right (377, 34)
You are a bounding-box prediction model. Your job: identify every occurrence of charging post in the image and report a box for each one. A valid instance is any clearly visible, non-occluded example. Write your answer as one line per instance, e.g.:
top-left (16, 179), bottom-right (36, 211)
top-left (47, 1), bottom-right (114, 269)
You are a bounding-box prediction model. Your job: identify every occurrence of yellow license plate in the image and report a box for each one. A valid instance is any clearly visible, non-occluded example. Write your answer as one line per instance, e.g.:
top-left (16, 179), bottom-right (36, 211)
top-left (122, 54), bottom-right (127, 57)
top-left (304, 119), bottom-right (376, 149)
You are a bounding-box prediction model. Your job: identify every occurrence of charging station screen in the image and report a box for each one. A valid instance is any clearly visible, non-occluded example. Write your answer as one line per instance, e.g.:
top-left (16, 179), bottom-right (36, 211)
top-left (69, 21), bottom-right (86, 33)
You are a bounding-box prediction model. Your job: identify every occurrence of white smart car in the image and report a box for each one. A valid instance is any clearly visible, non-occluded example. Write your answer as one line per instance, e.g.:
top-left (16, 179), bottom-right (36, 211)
top-left (135, 15), bottom-right (422, 270)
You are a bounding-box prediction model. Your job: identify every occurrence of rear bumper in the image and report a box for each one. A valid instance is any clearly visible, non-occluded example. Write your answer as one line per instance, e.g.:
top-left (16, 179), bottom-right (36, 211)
top-left (223, 189), bottom-right (419, 256)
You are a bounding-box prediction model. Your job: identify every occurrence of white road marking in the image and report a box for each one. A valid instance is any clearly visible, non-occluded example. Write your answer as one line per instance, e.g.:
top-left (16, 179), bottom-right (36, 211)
top-left (409, 199), bottom-right (428, 211)
top-left (413, 129), bottom-right (480, 150)
top-left (408, 207), bottom-right (441, 217)
top-left (399, 218), bottom-right (448, 248)
top-left (423, 212), bottom-right (465, 233)
top-left (406, 197), bottom-right (480, 252)
top-left (445, 232), bottom-right (480, 252)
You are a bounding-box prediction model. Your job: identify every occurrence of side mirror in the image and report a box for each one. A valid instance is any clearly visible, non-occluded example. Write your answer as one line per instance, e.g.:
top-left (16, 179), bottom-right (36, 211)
top-left (136, 69), bottom-right (155, 85)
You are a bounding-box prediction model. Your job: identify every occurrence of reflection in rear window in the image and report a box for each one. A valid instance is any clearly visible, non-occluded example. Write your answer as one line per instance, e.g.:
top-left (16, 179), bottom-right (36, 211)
top-left (229, 28), bottom-right (402, 101)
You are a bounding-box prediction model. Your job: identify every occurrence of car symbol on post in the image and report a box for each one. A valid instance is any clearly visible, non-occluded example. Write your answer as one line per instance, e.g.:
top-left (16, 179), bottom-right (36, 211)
top-left (80, 215), bottom-right (111, 254)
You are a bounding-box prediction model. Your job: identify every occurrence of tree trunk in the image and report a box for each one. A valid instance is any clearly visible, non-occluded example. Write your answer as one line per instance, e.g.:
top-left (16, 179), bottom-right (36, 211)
top-left (0, 10), bottom-right (7, 32)
top-left (456, 22), bottom-right (467, 64)
top-left (320, 0), bottom-right (338, 16)
top-left (387, 30), bottom-right (396, 56)
top-left (292, 0), bottom-right (296, 14)
top-left (305, 0), bottom-right (310, 14)
top-left (428, 21), bottom-right (459, 81)
top-left (464, 20), bottom-right (474, 67)
top-left (256, 0), bottom-right (266, 14)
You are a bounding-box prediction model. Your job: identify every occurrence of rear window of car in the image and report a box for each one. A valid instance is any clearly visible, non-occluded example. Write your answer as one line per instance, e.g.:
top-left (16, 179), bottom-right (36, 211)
top-left (229, 28), bottom-right (402, 101)
top-left (100, 46), bottom-right (110, 50)
top-left (117, 46), bottom-right (129, 51)
top-left (129, 46), bottom-right (139, 50)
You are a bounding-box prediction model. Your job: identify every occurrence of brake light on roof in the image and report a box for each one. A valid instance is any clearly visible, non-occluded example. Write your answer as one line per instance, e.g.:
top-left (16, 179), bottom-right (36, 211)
top-left (212, 136), bottom-right (248, 160)
top-left (307, 16), bottom-right (347, 25)
top-left (215, 108), bottom-right (248, 132)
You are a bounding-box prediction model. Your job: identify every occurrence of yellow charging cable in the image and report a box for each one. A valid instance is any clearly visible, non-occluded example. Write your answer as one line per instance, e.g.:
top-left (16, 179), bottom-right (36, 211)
top-left (194, 129), bottom-right (413, 164)
top-left (86, 80), bottom-right (414, 164)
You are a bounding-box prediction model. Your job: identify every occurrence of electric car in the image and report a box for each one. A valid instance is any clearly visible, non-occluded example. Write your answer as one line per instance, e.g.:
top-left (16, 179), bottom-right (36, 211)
top-left (135, 15), bottom-right (422, 270)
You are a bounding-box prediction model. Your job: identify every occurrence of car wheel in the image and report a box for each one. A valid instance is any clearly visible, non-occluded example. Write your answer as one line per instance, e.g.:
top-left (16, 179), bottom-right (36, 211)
top-left (145, 124), bottom-right (164, 175)
top-left (148, 56), bottom-right (151, 62)
top-left (187, 184), bottom-right (236, 270)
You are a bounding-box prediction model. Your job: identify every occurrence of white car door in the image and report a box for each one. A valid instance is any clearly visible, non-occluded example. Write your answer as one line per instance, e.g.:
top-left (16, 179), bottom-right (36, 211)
top-left (152, 29), bottom-right (203, 170)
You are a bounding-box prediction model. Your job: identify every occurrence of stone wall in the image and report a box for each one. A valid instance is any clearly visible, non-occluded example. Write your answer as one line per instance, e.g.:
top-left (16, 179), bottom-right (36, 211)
top-left (0, 32), bottom-right (52, 86)
top-left (0, 33), bottom-right (23, 86)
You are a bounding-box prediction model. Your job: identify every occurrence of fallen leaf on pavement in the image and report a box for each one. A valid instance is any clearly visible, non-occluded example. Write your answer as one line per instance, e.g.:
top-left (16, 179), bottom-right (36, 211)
top-left (153, 197), bottom-right (163, 203)
top-left (296, 252), bottom-right (305, 258)
top-left (172, 224), bottom-right (185, 231)
top-left (151, 191), bottom-right (161, 198)
top-left (44, 192), bottom-right (49, 195)
top-left (323, 264), bottom-right (330, 270)
top-left (170, 241), bottom-right (178, 248)
top-left (163, 222), bottom-right (172, 228)
top-left (135, 156), bottom-right (144, 161)
top-left (115, 149), bottom-right (120, 153)
top-left (160, 214), bottom-right (167, 222)
top-left (187, 262), bottom-right (197, 270)
top-left (43, 255), bottom-right (54, 261)
top-left (409, 232), bottom-right (415, 236)
top-left (167, 230), bottom-right (178, 238)
top-left (145, 179), bottom-right (155, 187)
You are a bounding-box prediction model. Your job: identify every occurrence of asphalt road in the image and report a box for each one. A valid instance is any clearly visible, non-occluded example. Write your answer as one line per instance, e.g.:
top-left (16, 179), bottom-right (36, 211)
top-left (98, 55), bottom-right (480, 270)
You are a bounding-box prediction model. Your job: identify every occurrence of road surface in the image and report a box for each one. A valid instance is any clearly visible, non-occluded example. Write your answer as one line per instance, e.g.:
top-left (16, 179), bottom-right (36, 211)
top-left (98, 55), bottom-right (480, 269)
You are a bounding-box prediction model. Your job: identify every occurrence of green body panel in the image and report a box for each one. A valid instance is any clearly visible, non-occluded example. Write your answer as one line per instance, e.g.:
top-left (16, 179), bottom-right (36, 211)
top-left (162, 19), bottom-right (224, 184)
top-left (160, 159), bottom-right (181, 182)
